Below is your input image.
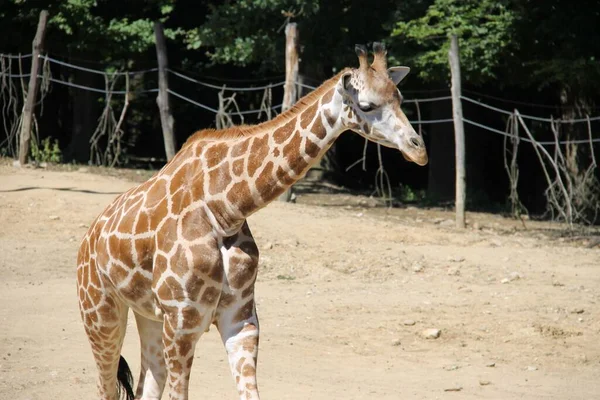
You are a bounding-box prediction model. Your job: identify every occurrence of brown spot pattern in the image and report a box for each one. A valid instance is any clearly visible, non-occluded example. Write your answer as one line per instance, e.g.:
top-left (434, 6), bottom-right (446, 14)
top-left (208, 165), bottom-right (232, 196)
top-left (145, 180), bottom-right (167, 209)
top-left (201, 286), bottom-right (220, 304)
top-left (231, 138), bottom-right (250, 157)
top-left (247, 135), bottom-right (269, 177)
top-left (273, 119), bottom-right (295, 144)
top-left (300, 102), bottom-right (318, 129)
top-left (206, 143), bottom-right (229, 168)
top-left (234, 300), bottom-right (255, 323)
top-left (232, 159), bottom-right (244, 177)
top-left (304, 138), bottom-right (321, 158)
top-left (227, 181), bottom-right (255, 215)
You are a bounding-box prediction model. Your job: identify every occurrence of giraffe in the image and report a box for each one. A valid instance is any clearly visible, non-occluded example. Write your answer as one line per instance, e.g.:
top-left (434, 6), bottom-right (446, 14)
top-left (76, 42), bottom-right (428, 400)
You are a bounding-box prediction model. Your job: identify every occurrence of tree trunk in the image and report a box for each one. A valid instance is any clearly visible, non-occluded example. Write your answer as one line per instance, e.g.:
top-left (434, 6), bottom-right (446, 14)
top-left (154, 22), bottom-right (176, 161)
top-left (18, 10), bottom-right (48, 165)
top-left (279, 22), bottom-right (299, 202)
top-left (449, 34), bottom-right (466, 228)
top-left (560, 86), bottom-right (581, 178)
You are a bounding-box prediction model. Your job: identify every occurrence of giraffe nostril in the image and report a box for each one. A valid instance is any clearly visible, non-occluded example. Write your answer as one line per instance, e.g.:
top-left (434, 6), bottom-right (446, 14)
top-left (410, 137), bottom-right (421, 148)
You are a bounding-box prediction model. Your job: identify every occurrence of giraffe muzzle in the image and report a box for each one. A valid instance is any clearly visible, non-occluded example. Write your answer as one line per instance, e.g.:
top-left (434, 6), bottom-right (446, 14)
top-left (400, 135), bottom-right (428, 166)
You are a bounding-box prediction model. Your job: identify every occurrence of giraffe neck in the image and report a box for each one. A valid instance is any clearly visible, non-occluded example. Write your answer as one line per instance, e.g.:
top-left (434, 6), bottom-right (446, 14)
top-left (253, 84), bottom-right (345, 200)
top-left (191, 75), bottom-right (348, 235)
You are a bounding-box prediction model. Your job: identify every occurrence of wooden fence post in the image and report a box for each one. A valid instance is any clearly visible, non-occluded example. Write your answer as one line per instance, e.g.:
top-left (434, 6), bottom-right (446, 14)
top-left (278, 22), bottom-right (299, 202)
top-left (154, 22), bottom-right (176, 161)
top-left (448, 34), bottom-right (466, 228)
top-left (18, 10), bottom-right (48, 166)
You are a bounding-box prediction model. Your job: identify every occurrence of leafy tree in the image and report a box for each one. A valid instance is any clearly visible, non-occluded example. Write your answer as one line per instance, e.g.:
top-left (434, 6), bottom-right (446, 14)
top-left (184, 0), bottom-right (319, 72)
top-left (389, 0), bottom-right (518, 85)
top-left (511, 0), bottom-right (600, 102)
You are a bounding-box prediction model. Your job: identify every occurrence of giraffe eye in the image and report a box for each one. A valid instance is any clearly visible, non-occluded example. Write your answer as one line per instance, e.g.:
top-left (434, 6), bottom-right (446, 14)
top-left (359, 102), bottom-right (376, 112)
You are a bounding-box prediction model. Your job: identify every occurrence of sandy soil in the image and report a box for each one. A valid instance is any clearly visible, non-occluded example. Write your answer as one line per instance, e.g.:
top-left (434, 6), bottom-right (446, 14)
top-left (0, 163), bottom-right (599, 400)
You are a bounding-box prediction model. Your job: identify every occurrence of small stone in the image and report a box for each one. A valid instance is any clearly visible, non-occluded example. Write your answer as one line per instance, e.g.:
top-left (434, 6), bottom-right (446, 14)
top-left (485, 362), bottom-right (496, 368)
top-left (473, 222), bottom-right (481, 230)
top-left (570, 308), bottom-right (584, 314)
top-left (526, 366), bottom-right (537, 371)
top-left (444, 385), bottom-right (462, 392)
top-left (448, 256), bottom-right (465, 263)
top-left (412, 263), bottom-right (424, 273)
top-left (49, 215), bottom-right (60, 220)
top-left (422, 328), bottom-right (441, 339)
top-left (447, 267), bottom-right (461, 276)
top-left (479, 380), bottom-right (491, 386)
top-left (262, 242), bottom-right (274, 250)
top-left (439, 219), bottom-right (454, 227)
top-left (403, 319), bottom-right (416, 326)
top-left (501, 278), bottom-right (510, 284)
top-left (509, 272), bottom-right (522, 281)
top-left (391, 339), bottom-right (402, 346)
top-left (78, 223), bottom-right (88, 228)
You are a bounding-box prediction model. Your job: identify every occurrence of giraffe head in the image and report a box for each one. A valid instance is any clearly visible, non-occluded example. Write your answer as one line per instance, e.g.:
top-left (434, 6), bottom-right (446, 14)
top-left (338, 43), bottom-right (428, 166)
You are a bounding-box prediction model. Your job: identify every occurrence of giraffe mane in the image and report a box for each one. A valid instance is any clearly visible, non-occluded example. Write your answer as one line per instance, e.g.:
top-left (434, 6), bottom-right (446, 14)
top-left (182, 68), bottom-right (352, 146)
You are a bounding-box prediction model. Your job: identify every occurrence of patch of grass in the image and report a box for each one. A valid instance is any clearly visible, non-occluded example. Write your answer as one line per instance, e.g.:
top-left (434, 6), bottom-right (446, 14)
top-left (30, 137), bottom-right (62, 164)
top-left (394, 184), bottom-right (426, 204)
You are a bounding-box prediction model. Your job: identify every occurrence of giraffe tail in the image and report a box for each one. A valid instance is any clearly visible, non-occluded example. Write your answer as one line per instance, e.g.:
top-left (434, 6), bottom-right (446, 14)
top-left (116, 355), bottom-right (135, 400)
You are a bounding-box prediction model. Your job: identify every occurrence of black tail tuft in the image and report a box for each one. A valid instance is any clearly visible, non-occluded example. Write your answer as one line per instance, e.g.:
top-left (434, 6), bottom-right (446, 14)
top-left (117, 355), bottom-right (135, 400)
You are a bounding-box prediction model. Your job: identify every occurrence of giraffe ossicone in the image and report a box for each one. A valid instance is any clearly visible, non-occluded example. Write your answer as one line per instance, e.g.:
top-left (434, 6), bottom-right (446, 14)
top-left (76, 42), bottom-right (427, 400)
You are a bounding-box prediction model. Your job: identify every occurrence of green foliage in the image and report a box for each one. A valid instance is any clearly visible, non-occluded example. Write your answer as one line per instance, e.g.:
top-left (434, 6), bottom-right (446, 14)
top-left (2, 0), bottom-right (182, 68)
top-left (184, 0), bottom-right (320, 70)
top-left (512, 0), bottom-right (600, 96)
top-left (391, 0), bottom-right (517, 85)
top-left (398, 184), bottom-right (426, 203)
top-left (30, 137), bottom-right (63, 164)
top-left (50, 0), bottom-right (182, 54)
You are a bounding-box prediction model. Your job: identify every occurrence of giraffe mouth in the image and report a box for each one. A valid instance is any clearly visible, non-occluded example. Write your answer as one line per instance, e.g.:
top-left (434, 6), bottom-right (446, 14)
top-left (400, 148), bottom-right (428, 166)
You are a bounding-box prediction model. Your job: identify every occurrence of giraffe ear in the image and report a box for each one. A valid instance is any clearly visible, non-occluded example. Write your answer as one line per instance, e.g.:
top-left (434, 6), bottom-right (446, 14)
top-left (388, 66), bottom-right (410, 85)
top-left (341, 70), bottom-right (352, 90)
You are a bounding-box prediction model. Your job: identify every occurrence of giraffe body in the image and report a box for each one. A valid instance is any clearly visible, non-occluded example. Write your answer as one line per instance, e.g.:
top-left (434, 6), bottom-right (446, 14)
top-left (77, 43), bottom-right (427, 400)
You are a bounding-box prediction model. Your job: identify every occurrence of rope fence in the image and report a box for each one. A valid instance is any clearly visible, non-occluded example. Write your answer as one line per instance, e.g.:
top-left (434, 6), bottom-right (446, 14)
top-left (1, 50), bottom-right (598, 225)
top-left (1, 52), bottom-right (599, 143)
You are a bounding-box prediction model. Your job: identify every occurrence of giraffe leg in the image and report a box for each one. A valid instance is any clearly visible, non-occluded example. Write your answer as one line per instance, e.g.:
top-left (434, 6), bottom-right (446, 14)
top-left (154, 240), bottom-right (224, 400)
top-left (133, 313), bottom-right (166, 400)
top-left (216, 223), bottom-right (260, 400)
top-left (78, 280), bottom-right (131, 400)
top-left (161, 303), bottom-right (219, 400)
top-left (217, 302), bottom-right (260, 400)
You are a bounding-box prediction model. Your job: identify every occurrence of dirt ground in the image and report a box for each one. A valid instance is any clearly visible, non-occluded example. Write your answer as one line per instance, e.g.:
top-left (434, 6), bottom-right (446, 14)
top-left (1, 162), bottom-right (599, 400)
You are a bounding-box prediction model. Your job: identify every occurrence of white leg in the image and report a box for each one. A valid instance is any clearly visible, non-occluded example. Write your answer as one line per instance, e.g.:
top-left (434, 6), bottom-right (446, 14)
top-left (216, 223), bottom-right (260, 400)
top-left (217, 303), bottom-right (260, 400)
top-left (134, 313), bottom-right (166, 400)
